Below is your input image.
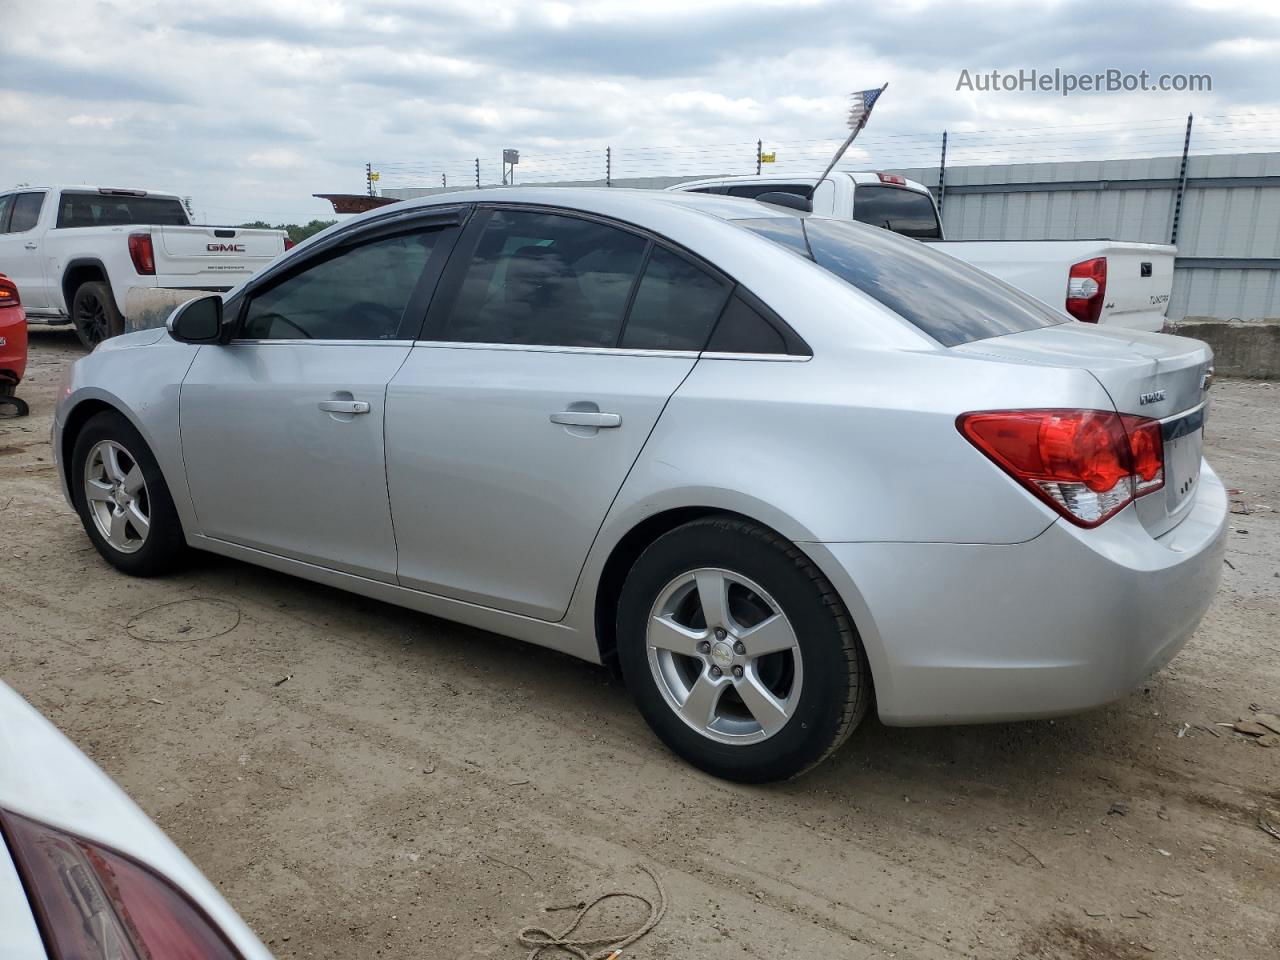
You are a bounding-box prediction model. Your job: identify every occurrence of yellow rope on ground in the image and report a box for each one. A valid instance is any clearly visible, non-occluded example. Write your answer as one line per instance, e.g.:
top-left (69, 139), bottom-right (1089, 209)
top-left (516, 864), bottom-right (667, 960)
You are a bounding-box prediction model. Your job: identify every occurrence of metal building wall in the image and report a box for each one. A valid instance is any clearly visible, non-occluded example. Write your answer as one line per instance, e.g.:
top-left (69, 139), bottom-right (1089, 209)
top-left (892, 152), bottom-right (1280, 323)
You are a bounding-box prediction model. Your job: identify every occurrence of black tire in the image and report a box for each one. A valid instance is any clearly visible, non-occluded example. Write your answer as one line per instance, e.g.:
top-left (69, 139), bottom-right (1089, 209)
top-left (72, 281), bottom-right (125, 349)
top-left (617, 515), bottom-right (871, 782)
top-left (70, 410), bottom-right (188, 576)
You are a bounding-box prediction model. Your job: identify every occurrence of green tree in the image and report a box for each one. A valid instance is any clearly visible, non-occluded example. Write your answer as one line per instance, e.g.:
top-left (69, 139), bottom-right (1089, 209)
top-left (239, 219), bottom-right (337, 245)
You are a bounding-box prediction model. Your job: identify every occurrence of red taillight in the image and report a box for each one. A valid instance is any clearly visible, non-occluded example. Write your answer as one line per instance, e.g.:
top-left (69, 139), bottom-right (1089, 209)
top-left (957, 409), bottom-right (1164, 527)
top-left (283, 237), bottom-right (295, 251)
top-left (877, 173), bottom-right (906, 185)
top-left (1065, 257), bottom-right (1106, 323)
top-left (0, 275), bottom-right (19, 307)
top-left (127, 233), bottom-right (156, 275)
top-left (0, 809), bottom-right (244, 960)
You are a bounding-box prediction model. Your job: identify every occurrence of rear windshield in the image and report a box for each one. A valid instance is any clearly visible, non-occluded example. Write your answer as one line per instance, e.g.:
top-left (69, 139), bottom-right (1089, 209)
top-left (56, 193), bottom-right (190, 229)
top-left (737, 216), bottom-right (1066, 347)
top-left (851, 185), bottom-right (942, 239)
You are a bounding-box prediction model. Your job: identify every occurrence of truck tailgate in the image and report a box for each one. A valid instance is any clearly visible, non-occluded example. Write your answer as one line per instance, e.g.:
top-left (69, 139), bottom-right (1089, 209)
top-left (1098, 243), bottom-right (1175, 330)
top-left (153, 225), bottom-right (286, 284)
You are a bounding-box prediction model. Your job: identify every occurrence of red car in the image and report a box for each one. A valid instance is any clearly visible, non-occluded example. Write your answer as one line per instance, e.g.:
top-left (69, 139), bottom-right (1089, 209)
top-left (0, 273), bottom-right (29, 416)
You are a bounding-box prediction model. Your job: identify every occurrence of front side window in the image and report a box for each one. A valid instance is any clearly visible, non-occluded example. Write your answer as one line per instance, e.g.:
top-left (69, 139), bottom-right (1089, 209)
top-left (441, 210), bottom-right (647, 347)
top-left (7, 193), bottom-right (45, 233)
top-left (56, 193), bottom-right (189, 229)
top-left (850, 185), bottom-right (941, 239)
top-left (241, 230), bottom-right (441, 340)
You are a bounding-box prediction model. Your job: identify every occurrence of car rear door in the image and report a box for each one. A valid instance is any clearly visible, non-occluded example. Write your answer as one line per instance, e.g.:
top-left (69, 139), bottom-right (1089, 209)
top-left (179, 214), bottom-right (462, 582)
top-left (385, 206), bottom-right (733, 620)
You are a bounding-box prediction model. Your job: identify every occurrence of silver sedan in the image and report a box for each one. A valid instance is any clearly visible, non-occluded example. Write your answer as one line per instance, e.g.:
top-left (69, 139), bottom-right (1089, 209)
top-left (53, 189), bottom-right (1227, 781)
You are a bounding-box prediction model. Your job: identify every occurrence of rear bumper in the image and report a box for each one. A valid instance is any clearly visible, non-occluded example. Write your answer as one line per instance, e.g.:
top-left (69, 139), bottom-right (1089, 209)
top-left (809, 462), bottom-right (1228, 725)
top-left (1102, 309), bottom-right (1166, 333)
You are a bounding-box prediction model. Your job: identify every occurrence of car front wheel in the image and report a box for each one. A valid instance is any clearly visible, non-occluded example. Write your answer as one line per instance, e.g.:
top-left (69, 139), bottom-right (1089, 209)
top-left (70, 411), bottom-right (187, 576)
top-left (617, 516), bottom-right (871, 782)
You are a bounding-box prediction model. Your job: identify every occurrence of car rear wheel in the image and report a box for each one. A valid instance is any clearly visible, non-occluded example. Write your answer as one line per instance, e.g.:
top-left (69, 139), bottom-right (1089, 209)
top-left (617, 515), bottom-right (871, 782)
top-left (72, 281), bottom-right (124, 349)
top-left (70, 411), bottom-right (187, 576)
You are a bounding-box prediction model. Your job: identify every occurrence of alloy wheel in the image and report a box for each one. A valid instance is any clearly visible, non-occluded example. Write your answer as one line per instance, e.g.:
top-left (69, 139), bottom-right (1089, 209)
top-left (75, 293), bottom-right (110, 346)
top-left (646, 567), bottom-right (803, 745)
top-left (83, 440), bottom-right (151, 554)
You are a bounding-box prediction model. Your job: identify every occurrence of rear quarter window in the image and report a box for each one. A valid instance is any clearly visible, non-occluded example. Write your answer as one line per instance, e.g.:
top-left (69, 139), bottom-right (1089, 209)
top-left (737, 216), bottom-right (1067, 347)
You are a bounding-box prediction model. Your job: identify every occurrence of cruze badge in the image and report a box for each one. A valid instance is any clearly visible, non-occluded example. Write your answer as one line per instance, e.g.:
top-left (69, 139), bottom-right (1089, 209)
top-left (1139, 389), bottom-right (1166, 405)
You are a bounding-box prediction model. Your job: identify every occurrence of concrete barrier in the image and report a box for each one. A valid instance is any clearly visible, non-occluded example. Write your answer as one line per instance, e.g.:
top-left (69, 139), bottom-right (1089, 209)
top-left (1164, 319), bottom-right (1280, 380)
top-left (124, 288), bottom-right (205, 333)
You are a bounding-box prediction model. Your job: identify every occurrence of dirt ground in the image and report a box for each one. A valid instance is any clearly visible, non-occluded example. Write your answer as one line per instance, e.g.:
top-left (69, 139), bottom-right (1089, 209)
top-left (2, 328), bottom-right (1277, 960)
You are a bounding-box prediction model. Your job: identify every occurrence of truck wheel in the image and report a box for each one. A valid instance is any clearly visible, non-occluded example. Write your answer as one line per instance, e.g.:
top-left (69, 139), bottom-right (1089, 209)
top-left (72, 281), bottom-right (125, 349)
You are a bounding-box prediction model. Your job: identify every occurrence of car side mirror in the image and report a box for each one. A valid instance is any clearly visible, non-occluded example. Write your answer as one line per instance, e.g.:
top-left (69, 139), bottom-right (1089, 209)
top-left (167, 295), bottom-right (223, 344)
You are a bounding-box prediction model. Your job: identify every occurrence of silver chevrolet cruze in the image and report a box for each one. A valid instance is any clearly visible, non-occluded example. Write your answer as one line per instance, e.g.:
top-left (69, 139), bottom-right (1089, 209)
top-left (54, 189), bottom-right (1227, 781)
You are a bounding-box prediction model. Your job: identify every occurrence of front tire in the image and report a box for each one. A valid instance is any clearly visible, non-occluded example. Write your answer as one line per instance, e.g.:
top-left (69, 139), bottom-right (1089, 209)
top-left (70, 411), bottom-right (188, 576)
top-left (617, 516), bottom-right (871, 782)
top-left (72, 281), bottom-right (125, 349)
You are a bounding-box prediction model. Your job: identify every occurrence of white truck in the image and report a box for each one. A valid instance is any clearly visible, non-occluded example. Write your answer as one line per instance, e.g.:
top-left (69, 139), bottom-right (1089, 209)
top-left (0, 187), bottom-right (289, 347)
top-left (670, 173), bottom-right (1176, 332)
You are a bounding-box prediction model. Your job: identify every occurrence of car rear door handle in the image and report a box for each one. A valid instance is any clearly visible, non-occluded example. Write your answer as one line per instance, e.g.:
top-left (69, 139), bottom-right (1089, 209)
top-left (23, 243), bottom-right (36, 250)
top-left (318, 400), bottom-right (370, 415)
top-left (550, 410), bottom-right (621, 428)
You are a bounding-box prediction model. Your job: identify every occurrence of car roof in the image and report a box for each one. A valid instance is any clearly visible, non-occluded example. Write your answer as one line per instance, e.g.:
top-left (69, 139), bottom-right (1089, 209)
top-left (4, 186), bottom-right (184, 200)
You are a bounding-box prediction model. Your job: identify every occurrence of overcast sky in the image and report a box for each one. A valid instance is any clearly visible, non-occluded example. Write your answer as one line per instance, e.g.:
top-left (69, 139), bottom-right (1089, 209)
top-left (2, 0), bottom-right (1278, 224)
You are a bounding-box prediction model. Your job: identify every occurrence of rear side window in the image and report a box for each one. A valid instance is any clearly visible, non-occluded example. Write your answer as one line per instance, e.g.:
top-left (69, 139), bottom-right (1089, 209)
top-left (850, 185), bottom-right (941, 239)
top-left (242, 229), bottom-right (441, 340)
top-left (620, 247), bottom-right (730, 351)
top-left (706, 295), bottom-right (787, 354)
top-left (0, 195), bottom-right (12, 231)
top-left (7, 193), bottom-right (45, 233)
top-left (738, 216), bottom-right (1066, 347)
top-left (56, 193), bottom-right (189, 228)
top-left (442, 210), bottom-right (647, 347)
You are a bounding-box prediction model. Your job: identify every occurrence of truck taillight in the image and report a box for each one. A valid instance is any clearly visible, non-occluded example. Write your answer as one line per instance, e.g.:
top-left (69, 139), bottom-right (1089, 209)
top-left (283, 237), bottom-right (295, 251)
top-left (0, 809), bottom-right (245, 960)
top-left (0, 275), bottom-right (19, 307)
top-left (1065, 257), bottom-right (1106, 323)
top-left (877, 173), bottom-right (906, 185)
top-left (957, 409), bottom-right (1164, 527)
top-left (127, 233), bottom-right (156, 275)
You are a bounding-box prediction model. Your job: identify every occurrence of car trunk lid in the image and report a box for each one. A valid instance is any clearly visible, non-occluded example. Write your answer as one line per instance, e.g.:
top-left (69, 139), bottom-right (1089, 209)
top-left (954, 324), bottom-right (1212, 536)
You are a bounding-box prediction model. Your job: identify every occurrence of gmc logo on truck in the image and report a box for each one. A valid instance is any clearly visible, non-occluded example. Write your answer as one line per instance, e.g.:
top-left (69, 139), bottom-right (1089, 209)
top-left (207, 243), bottom-right (246, 253)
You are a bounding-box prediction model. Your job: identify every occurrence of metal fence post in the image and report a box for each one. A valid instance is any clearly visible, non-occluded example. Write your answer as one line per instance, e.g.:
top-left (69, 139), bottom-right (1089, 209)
top-left (365, 162), bottom-right (373, 197)
top-left (607, 146), bottom-right (612, 187)
top-left (442, 173), bottom-right (447, 189)
top-left (756, 139), bottom-right (762, 175)
top-left (1170, 113), bottom-right (1194, 246)
top-left (475, 158), bottom-right (480, 188)
top-left (938, 130), bottom-right (948, 217)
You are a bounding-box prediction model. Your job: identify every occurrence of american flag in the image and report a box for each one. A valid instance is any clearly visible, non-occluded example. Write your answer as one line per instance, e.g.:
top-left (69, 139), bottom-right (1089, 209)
top-left (847, 86), bottom-right (886, 131)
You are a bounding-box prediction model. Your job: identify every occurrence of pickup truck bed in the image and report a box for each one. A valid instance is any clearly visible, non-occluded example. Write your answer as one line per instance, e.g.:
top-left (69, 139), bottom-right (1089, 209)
top-left (0, 186), bottom-right (287, 347)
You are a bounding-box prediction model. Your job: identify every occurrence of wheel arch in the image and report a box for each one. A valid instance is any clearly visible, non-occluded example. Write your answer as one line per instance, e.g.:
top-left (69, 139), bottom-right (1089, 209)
top-left (62, 259), bottom-right (111, 314)
top-left (590, 505), bottom-right (885, 706)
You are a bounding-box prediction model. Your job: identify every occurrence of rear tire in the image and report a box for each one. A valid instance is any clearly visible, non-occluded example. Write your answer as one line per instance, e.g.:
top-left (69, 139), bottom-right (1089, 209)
top-left (70, 411), bottom-right (188, 576)
top-left (617, 515), bottom-right (871, 782)
top-left (72, 281), bottom-right (124, 349)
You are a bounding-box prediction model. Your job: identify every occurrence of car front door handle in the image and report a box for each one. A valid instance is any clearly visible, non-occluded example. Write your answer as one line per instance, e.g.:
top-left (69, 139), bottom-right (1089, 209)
top-left (318, 400), bottom-right (370, 415)
top-left (550, 410), bottom-right (622, 428)
top-left (23, 243), bottom-right (36, 250)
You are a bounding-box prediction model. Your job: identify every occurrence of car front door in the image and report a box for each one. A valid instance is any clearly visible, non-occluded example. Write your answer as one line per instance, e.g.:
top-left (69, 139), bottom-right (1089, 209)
top-left (386, 207), bottom-right (733, 620)
top-left (0, 192), bottom-right (51, 309)
top-left (179, 217), bottom-right (461, 582)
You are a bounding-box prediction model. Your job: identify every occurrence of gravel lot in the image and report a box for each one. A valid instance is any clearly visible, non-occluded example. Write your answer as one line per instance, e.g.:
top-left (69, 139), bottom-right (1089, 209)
top-left (2, 329), bottom-right (1278, 960)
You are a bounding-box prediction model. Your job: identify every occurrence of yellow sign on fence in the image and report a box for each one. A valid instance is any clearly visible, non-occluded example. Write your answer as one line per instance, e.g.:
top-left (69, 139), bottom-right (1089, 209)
top-left (760, 152), bottom-right (777, 163)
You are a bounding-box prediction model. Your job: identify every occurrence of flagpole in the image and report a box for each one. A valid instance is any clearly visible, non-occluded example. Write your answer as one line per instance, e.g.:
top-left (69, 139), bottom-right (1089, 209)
top-left (817, 82), bottom-right (888, 186)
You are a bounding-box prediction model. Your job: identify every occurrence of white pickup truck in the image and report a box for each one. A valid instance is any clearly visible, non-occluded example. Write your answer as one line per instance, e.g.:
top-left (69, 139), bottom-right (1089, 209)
top-left (0, 187), bottom-right (288, 347)
top-left (670, 173), bottom-right (1176, 331)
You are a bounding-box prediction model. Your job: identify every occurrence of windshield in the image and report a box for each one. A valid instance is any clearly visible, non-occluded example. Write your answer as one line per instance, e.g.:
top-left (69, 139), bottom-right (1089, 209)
top-left (56, 193), bottom-right (190, 229)
top-left (850, 185), bottom-right (942, 239)
top-left (736, 216), bottom-right (1067, 346)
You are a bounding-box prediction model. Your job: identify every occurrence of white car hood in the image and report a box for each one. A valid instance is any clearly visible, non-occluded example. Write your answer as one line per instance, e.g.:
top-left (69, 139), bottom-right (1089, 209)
top-left (0, 681), bottom-right (272, 959)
